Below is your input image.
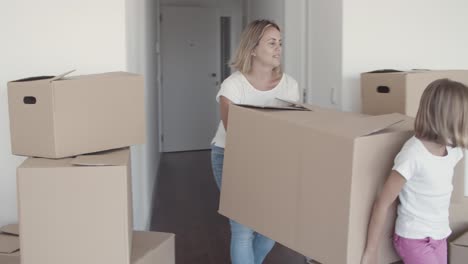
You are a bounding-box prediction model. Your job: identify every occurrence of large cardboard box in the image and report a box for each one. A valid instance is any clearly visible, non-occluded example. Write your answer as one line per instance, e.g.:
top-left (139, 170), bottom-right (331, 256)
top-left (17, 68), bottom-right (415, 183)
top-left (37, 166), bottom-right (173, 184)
top-left (0, 224), bottom-right (20, 264)
top-left (0, 231), bottom-right (175, 264)
top-left (8, 71), bottom-right (145, 158)
top-left (361, 70), bottom-right (468, 117)
top-left (17, 148), bottom-right (133, 264)
top-left (0, 234), bottom-right (19, 256)
top-left (0, 224), bottom-right (19, 236)
top-left (132, 231), bottom-right (175, 264)
top-left (219, 104), bottom-right (414, 264)
top-left (450, 202), bottom-right (468, 240)
top-left (450, 231), bottom-right (468, 264)
top-left (0, 254), bottom-right (19, 264)
top-left (450, 157), bottom-right (468, 240)
top-left (451, 159), bottom-right (466, 204)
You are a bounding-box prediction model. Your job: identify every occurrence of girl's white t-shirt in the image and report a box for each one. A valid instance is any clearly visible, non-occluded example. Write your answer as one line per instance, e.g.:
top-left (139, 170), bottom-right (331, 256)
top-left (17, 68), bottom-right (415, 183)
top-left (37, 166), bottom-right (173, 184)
top-left (393, 136), bottom-right (464, 239)
top-left (211, 71), bottom-right (300, 148)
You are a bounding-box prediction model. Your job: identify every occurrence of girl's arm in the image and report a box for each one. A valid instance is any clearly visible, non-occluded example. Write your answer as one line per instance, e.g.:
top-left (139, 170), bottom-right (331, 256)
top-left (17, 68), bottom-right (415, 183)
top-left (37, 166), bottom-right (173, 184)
top-left (361, 170), bottom-right (406, 264)
top-left (219, 96), bottom-right (233, 130)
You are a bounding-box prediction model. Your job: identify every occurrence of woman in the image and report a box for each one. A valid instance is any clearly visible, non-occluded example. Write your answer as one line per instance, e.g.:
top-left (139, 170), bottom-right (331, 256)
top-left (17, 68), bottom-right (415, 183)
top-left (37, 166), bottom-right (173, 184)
top-left (211, 19), bottom-right (301, 264)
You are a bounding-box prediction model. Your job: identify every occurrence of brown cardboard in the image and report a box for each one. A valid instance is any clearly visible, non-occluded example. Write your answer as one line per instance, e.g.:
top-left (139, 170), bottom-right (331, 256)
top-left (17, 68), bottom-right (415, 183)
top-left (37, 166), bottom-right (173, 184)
top-left (450, 231), bottom-right (468, 264)
top-left (361, 70), bottom-right (468, 117)
top-left (0, 253), bottom-right (20, 264)
top-left (451, 159), bottom-right (466, 203)
top-left (8, 71), bottom-right (146, 158)
top-left (0, 234), bottom-right (19, 254)
top-left (17, 148), bottom-right (133, 264)
top-left (219, 104), bottom-right (414, 264)
top-left (0, 224), bottom-right (19, 256)
top-left (450, 202), bottom-right (468, 240)
top-left (0, 224), bottom-right (18, 236)
top-left (0, 231), bottom-right (174, 264)
top-left (132, 231), bottom-right (175, 264)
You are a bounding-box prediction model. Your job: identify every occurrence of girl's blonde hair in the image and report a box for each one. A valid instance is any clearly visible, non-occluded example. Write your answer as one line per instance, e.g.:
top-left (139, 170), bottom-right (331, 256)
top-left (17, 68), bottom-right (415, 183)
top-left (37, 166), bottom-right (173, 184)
top-left (230, 19), bottom-right (281, 74)
top-left (415, 78), bottom-right (468, 148)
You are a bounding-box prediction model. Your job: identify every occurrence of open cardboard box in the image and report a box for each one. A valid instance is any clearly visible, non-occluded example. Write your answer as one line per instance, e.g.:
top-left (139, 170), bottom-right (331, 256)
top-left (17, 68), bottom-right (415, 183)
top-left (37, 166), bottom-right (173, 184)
top-left (219, 103), bottom-right (414, 263)
top-left (8, 70), bottom-right (146, 158)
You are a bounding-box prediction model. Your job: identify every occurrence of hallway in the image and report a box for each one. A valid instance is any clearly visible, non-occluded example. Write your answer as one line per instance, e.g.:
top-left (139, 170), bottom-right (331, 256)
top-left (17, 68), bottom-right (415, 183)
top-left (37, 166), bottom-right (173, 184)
top-left (150, 150), bottom-right (308, 264)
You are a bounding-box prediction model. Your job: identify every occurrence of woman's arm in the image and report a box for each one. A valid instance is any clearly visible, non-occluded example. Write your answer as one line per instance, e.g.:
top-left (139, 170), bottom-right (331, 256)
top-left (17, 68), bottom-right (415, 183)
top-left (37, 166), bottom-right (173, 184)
top-left (219, 95), bottom-right (233, 130)
top-left (361, 170), bottom-right (406, 264)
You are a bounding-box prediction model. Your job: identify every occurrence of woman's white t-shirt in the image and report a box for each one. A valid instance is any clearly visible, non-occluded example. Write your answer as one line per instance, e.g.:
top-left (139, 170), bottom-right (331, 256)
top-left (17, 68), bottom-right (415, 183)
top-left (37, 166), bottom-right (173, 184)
top-left (393, 136), bottom-right (464, 239)
top-left (211, 71), bottom-right (300, 148)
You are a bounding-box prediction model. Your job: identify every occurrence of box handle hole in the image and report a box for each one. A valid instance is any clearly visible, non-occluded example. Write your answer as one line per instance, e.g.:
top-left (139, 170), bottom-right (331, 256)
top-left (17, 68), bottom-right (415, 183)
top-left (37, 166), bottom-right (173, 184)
top-left (23, 96), bottom-right (37, 104)
top-left (377, 86), bottom-right (390, 93)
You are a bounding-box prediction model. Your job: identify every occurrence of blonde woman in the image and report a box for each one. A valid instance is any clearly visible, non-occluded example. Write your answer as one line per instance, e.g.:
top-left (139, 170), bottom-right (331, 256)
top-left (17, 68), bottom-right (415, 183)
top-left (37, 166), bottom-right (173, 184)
top-left (211, 19), bottom-right (300, 264)
top-left (361, 79), bottom-right (468, 264)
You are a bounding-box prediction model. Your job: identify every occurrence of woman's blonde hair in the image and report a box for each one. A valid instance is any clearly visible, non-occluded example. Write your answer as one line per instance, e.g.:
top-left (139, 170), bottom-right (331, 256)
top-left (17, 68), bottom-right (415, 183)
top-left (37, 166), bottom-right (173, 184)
top-left (230, 19), bottom-right (281, 74)
top-left (415, 78), bottom-right (468, 148)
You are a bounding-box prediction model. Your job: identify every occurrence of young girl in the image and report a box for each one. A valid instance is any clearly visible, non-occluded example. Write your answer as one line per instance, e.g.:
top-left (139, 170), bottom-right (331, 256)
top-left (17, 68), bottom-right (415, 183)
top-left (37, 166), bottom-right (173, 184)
top-left (211, 19), bottom-right (300, 264)
top-left (361, 78), bottom-right (468, 264)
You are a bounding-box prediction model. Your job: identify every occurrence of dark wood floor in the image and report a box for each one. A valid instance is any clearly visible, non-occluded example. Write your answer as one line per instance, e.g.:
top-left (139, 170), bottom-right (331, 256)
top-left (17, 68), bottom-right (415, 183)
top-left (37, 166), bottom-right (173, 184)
top-left (150, 150), bottom-right (309, 264)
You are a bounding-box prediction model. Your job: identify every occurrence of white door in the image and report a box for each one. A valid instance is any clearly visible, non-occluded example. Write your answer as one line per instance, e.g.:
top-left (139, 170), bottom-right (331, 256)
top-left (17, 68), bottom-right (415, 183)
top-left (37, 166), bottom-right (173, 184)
top-left (160, 6), bottom-right (220, 152)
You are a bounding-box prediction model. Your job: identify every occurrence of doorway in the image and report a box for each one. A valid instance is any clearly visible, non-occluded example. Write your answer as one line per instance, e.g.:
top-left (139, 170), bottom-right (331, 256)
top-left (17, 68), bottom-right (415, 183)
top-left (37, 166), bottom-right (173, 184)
top-left (160, 6), bottom-right (225, 152)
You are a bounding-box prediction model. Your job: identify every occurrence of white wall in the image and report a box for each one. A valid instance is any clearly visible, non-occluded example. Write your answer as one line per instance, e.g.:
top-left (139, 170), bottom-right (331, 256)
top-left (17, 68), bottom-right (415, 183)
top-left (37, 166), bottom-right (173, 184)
top-left (342, 0), bottom-right (468, 112)
top-left (307, 0), bottom-right (342, 108)
top-left (341, 0), bottom-right (468, 195)
top-left (126, 0), bottom-right (161, 231)
top-left (246, 0), bottom-right (284, 29)
top-left (0, 0), bottom-right (159, 230)
top-left (283, 1), bottom-right (308, 102)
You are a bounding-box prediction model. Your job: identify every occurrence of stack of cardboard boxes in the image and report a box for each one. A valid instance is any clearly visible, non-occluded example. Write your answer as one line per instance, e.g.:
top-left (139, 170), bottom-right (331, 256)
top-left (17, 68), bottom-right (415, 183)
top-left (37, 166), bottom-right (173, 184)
top-left (0, 71), bottom-right (175, 264)
top-left (218, 70), bottom-right (468, 263)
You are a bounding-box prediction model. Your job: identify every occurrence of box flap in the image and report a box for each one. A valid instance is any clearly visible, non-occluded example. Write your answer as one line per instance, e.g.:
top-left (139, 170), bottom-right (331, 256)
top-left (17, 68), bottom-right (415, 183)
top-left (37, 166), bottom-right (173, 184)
top-left (71, 148), bottom-right (129, 166)
top-left (310, 113), bottom-right (405, 138)
top-left (275, 98), bottom-right (315, 111)
top-left (235, 97), bottom-right (315, 111)
top-left (61, 71), bottom-right (140, 81)
top-left (0, 225), bottom-right (18, 236)
top-left (232, 104), bottom-right (405, 138)
top-left (236, 103), bottom-right (309, 111)
top-left (10, 75), bottom-right (54, 83)
top-left (347, 113), bottom-right (405, 137)
top-left (365, 69), bottom-right (404, 74)
top-left (131, 231), bottom-right (174, 259)
top-left (233, 98), bottom-right (311, 111)
top-left (0, 234), bottom-right (19, 254)
top-left (363, 69), bottom-right (433, 74)
top-left (50, 69), bottom-right (76, 82)
top-left (452, 231), bottom-right (468, 247)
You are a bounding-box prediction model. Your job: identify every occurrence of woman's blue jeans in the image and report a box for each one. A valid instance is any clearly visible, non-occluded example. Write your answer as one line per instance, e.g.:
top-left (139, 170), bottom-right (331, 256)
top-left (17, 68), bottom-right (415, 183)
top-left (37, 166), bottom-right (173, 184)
top-left (211, 145), bottom-right (275, 264)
